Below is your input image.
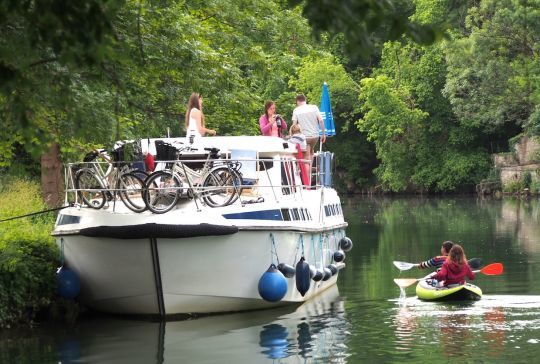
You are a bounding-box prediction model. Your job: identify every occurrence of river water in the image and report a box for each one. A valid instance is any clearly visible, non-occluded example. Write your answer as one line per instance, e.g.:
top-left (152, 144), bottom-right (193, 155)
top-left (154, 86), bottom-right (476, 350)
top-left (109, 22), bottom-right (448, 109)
top-left (2, 196), bottom-right (540, 363)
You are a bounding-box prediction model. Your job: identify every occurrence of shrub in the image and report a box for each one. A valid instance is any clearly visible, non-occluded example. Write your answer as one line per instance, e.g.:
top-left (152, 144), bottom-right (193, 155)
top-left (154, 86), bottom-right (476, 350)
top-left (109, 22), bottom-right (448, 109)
top-left (0, 176), bottom-right (59, 328)
top-left (530, 179), bottom-right (540, 194)
top-left (503, 180), bottom-right (522, 194)
top-left (522, 171), bottom-right (532, 189)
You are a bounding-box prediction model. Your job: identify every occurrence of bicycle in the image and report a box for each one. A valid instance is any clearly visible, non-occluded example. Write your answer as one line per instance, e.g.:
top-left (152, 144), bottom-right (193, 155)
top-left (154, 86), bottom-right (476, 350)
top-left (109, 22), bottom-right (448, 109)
top-left (143, 145), bottom-right (244, 214)
top-left (73, 146), bottom-right (148, 212)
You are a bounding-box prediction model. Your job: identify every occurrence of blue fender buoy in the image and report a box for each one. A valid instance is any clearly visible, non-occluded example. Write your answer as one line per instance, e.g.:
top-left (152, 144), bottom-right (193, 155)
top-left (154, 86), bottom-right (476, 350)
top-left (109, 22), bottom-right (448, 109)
top-left (295, 257), bottom-right (311, 296)
top-left (277, 263), bottom-right (296, 278)
top-left (56, 266), bottom-right (80, 299)
top-left (333, 250), bottom-right (345, 262)
top-left (258, 264), bottom-right (288, 302)
top-left (328, 264), bottom-right (338, 275)
top-left (339, 237), bottom-right (353, 252)
top-left (58, 339), bottom-right (81, 363)
top-left (322, 267), bottom-right (332, 281)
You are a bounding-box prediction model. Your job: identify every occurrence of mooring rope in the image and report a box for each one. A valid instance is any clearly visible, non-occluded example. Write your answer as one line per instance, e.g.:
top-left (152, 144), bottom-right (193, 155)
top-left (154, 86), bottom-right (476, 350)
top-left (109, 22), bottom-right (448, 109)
top-left (0, 204), bottom-right (72, 223)
top-left (269, 232), bottom-right (280, 265)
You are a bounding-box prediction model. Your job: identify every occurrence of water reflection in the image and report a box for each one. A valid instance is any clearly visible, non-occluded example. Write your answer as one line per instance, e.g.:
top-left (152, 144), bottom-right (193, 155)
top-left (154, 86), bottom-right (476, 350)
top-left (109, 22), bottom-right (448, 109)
top-left (393, 305), bottom-right (418, 351)
top-left (6, 197), bottom-right (540, 363)
top-left (256, 285), bottom-right (350, 361)
top-left (50, 285), bottom-right (348, 363)
top-left (484, 308), bottom-right (505, 358)
top-left (390, 294), bottom-right (540, 360)
top-left (259, 324), bottom-right (289, 359)
top-left (439, 312), bottom-right (472, 358)
top-left (497, 199), bottom-right (540, 255)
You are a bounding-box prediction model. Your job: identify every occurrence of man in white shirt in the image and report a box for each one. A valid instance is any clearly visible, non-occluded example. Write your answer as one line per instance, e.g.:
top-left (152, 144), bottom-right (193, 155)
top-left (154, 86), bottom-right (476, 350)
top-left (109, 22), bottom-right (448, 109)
top-left (291, 94), bottom-right (326, 171)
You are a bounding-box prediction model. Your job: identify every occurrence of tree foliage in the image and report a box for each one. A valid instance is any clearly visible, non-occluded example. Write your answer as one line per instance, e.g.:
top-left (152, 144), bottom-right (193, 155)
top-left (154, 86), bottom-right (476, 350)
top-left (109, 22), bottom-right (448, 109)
top-left (0, 176), bottom-right (58, 327)
top-left (291, 56), bottom-right (377, 188)
top-left (0, 0), bottom-right (317, 165)
top-left (355, 0), bottom-right (538, 192)
top-left (288, 0), bottom-right (441, 58)
top-left (1, 0), bottom-right (539, 194)
top-left (357, 76), bottom-right (427, 191)
top-left (444, 0), bottom-right (540, 134)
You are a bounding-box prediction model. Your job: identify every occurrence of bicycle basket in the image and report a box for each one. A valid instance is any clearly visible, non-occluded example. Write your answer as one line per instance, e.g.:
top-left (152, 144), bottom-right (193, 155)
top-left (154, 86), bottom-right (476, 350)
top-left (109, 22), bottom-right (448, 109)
top-left (72, 150), bottom-right (99, 173)
top-left (155, 140), bottom-right (178, 160)
top-left (112, 141), bottom-right (144, 168)
top-left (83, 150), bottom-right (99, 162)
top-left (111, 145), bottom-right (126, 167)
top-left (155, 140), bottom-right (178, 168)
top-left (124, 140), bottom-right (143, 161)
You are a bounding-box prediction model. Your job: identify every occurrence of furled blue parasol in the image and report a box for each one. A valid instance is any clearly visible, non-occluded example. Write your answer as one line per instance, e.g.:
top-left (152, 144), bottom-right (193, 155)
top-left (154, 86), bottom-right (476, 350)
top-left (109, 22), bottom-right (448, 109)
top-left (319, 82), bottom-right (336, 137)
top-left (318, 82), bottom-right (335, 187)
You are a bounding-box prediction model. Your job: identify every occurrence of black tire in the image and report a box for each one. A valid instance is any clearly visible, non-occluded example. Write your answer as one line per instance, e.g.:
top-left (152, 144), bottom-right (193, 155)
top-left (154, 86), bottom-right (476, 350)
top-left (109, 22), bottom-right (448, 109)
top-left (228, 167), bottom-right (244, 204)
top-left (74, 168), bottom-right (107, 209)
top-left (144, 171), bottom-right (182, 214)
top-left (201, 167), bottom-right (240, 207)
top-left (117, 172), bottom-right (147, 212)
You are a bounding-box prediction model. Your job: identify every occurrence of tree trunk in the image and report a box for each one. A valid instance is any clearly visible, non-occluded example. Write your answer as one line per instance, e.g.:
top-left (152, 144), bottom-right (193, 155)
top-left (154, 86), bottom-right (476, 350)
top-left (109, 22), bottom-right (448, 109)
top-left (41, 142), bottom-right (63, 208)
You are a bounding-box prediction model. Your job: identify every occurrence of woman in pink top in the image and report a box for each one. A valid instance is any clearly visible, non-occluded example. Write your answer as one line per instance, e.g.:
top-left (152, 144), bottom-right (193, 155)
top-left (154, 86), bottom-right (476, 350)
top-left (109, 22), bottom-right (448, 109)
top-left (432, 244), bottom-right (475, 286)
top-left (259, 101), bottom-right (287, 137)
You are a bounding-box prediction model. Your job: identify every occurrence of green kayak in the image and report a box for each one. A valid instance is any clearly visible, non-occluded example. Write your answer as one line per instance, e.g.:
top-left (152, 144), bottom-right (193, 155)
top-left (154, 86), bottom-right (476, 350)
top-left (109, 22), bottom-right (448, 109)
top-left (416, 280), bottom-right (482, 301)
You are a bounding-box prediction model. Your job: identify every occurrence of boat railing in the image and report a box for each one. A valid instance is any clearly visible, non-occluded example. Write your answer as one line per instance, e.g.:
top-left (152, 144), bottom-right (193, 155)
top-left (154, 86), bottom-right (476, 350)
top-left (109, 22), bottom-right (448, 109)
top-left (62, 153), bottom-right (334, 213)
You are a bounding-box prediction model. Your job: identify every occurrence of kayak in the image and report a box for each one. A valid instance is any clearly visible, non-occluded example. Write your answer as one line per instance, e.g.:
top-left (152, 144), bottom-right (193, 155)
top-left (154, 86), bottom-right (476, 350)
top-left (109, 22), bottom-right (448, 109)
top-left (416, 280), bottom-right (482, 301)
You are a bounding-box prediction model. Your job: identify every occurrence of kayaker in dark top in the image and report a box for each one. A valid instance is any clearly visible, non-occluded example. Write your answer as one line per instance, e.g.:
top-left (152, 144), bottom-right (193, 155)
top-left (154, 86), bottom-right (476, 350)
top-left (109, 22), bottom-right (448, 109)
top-left (432, 244), bottom-right (475, 287)
top-left (416, 240), bottom-right (454, 269)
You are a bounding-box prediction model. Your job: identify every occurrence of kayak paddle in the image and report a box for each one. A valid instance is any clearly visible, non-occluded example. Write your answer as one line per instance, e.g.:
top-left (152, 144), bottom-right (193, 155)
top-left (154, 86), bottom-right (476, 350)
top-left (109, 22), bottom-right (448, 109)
top-left (393, 262), bottom-right (503, 288)
top-left (476, 262), bottom-right (503, 275)
top-left (393, 261), bottom-right (417, 270)
top-left (393, 257), bottom-right (483, 271)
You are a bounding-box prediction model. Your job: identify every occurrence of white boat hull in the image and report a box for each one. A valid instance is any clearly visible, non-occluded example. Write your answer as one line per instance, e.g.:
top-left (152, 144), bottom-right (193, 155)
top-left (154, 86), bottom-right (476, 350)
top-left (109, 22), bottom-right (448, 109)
top-left (55, 136), bottom-right (349, 316)
top-left (59, 227), bottom-right (344, 316)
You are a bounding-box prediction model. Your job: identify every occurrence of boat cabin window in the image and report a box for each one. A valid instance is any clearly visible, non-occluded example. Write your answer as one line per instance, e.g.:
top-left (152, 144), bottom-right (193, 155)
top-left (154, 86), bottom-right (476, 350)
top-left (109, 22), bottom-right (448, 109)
top-left (281, 208), bottom-right (291, 221)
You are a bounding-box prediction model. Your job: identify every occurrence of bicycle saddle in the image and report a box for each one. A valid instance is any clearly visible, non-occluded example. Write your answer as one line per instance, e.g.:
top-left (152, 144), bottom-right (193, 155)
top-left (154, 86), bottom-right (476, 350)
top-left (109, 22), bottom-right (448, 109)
top-left (204, 147), bottom-right (220, 156)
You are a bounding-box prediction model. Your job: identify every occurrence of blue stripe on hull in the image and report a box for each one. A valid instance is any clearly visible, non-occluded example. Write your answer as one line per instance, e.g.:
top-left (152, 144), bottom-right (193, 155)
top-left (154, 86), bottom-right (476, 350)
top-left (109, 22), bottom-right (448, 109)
top-left (222, 209), bottom-right (283, 221)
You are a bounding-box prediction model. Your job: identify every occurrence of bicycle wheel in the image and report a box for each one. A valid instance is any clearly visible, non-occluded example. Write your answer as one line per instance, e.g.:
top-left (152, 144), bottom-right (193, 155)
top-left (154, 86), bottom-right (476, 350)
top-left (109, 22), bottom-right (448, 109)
top-left (117, 172), bottom-right (147, 213)
top-left (201, 167), bottom-right (239, 207)
top-left (74, 168), bottom-right (107, 209)
top-left (144, 170), bottom-right (182, 214)
top-left (228, 168), bottom-right (244, 204)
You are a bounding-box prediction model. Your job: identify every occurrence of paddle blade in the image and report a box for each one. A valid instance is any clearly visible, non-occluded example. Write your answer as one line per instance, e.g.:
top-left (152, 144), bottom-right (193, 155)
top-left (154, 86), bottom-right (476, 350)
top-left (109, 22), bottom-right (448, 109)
top-left (393, 278), bottom-right (418, 288)
top-left (393, 261), bottom-right (416, 271)
top-left (480, 262), bottom-right (503, 275)
top-left (468, 257), bottom-right (483, 270)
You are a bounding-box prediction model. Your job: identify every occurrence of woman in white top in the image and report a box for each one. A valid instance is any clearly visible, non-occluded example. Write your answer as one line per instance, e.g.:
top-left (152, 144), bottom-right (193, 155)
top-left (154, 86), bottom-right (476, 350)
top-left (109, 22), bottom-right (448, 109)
top-left (185, 93), bottom-right (216, 144)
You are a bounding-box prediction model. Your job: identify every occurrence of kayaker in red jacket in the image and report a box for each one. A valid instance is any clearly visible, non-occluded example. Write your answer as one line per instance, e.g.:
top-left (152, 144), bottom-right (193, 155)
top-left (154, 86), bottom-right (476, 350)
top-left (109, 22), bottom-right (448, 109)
top-left (432, 244), bottom-right (475, 286)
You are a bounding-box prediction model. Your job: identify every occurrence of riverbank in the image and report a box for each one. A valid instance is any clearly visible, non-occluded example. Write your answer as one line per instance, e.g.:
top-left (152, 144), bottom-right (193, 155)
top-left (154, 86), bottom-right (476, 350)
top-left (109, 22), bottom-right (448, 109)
top-left (0, 176), bottom-right (76, 328)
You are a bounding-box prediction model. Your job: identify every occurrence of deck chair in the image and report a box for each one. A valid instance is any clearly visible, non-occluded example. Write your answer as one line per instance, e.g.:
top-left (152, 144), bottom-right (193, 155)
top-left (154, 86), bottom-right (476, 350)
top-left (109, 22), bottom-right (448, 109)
top-left (230, 149), bottom-right (258, 197)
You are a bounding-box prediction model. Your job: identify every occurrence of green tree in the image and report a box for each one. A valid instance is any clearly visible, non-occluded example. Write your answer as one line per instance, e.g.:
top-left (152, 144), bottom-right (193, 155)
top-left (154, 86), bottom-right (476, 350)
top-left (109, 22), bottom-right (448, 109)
top-left (0, 0), bottom-right (321, 204)
top-left (356, 76), bottom-right (428, 191)
top-left (444, 0), bottom-right (540, 136)
top-left (290, 55), bottom-right (377, 189)
top-left (288, 0), bottom-right (440, 58)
